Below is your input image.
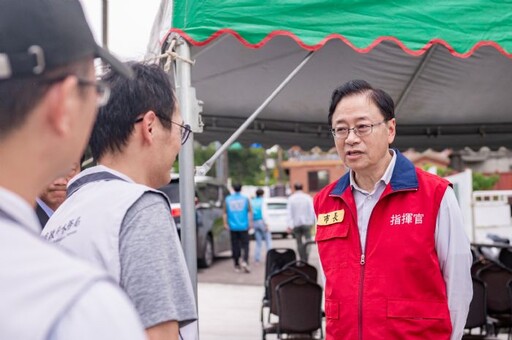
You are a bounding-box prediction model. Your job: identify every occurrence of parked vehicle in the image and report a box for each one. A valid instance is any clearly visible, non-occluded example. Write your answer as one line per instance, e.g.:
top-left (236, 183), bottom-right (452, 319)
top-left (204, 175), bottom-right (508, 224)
top-left (263, 197), bottom-right (289, 238)
top-left (159, 176), bottom-right (231, 268)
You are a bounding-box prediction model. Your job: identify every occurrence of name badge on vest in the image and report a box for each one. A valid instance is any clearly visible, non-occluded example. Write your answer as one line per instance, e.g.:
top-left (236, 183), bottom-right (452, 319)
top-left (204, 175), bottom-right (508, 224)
top-left (317, 209), bottom-right (344, 226)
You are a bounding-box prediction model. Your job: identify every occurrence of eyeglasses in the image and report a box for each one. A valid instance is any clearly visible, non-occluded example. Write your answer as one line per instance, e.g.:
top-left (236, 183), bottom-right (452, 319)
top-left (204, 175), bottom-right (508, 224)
top-left (42, 75), bottom-right (111, 107)
top-left (172, 120), bottom-right (192, 145)
top-left (134, 117), bottom-right (192, 145)
top-left (330, 120), bottom-right (387, 139)
top-left (76, 77), bottom-right (111, 107)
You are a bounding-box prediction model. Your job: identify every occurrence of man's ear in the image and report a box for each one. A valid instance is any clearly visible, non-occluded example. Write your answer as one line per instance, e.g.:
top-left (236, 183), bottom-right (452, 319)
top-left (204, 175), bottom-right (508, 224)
top-left (140, 110), bottom-right (158, 144)
top-left (387, 118), bottom-right (396, 145)
top-left (44, 77), bottom-right (78, 136)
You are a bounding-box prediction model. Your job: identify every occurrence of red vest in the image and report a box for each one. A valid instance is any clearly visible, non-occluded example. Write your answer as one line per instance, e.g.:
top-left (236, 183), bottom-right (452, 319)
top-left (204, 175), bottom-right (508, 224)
top-left (314, 153), bottom-right (452, 340)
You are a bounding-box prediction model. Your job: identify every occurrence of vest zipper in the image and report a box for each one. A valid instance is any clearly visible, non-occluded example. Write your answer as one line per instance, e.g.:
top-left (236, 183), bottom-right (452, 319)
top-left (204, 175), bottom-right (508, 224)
top-left (359, 252), bottom-right (366, 340)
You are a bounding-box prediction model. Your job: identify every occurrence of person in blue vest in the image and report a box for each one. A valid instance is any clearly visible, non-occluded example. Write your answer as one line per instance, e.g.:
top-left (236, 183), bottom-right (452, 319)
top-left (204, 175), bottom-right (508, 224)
top-left (251, 188), bottom-right (272, 264)
top-left (224, 183), bottom-right (253, 273)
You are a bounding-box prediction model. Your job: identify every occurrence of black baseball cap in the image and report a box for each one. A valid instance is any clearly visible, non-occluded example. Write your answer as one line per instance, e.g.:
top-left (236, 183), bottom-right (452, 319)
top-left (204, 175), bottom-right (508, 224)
top-left (0, 0), bottom-right (133, 80)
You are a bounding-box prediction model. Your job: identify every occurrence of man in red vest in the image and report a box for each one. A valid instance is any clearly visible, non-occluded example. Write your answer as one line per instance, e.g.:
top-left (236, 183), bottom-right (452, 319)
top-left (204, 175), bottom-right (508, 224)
top-left (314, 80), bottom-right (472, 339)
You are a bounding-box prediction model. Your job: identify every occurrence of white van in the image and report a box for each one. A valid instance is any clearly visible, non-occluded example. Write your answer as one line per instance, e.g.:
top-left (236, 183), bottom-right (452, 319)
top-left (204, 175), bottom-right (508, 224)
top-left (263, 197), bottom-right (289, 238)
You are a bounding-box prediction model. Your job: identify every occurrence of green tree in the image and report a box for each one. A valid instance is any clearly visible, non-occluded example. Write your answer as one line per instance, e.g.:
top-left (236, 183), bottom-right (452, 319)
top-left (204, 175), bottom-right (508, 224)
top-left (173, 142), bottom-right (269, 185)
top-left (419, 163), bottom-right (454, 177)
top-left (472, 172), bottom-right (499, 191)
top-left (227, 147), bottom-right (266, 185)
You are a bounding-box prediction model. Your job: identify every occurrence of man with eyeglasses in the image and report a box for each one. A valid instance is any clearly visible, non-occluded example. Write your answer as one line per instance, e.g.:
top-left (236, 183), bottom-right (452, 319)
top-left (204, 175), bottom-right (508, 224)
top-left (313, 80), bottom-right (472, 340)
top-left (0, 0), bottom-right (147, 339)
top-left (41, 62), bottom-right (197, 340)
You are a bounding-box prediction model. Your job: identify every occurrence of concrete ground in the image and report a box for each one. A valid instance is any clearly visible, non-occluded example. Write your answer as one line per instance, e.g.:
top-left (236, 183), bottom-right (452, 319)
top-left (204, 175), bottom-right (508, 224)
top-left (196, 236), bottom-right (322, 340)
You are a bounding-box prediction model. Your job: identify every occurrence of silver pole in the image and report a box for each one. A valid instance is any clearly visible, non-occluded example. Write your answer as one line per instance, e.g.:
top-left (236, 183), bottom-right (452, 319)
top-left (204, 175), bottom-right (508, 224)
top-left (214, 141), bottom-right (228, 184)
top-left (102, 0), bottom-right (108, 49)
top-left (196, 51), bottom-right (315, 176)
top-left (175, 39), bottom-right (198, 302)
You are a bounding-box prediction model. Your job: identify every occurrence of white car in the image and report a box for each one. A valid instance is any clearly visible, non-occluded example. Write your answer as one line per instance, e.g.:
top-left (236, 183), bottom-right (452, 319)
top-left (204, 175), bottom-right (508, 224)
top-left (262, 197), bottom-right (289, 238)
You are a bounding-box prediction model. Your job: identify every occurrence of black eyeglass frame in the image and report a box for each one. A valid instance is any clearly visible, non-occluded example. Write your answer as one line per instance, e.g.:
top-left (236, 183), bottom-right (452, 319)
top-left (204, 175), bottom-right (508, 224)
top-left (330, 119), bottom-right (387, 139)
top-left (134, 116), bottom-right (192, 145)
top-left (41, 74), bottom-right (110, 107)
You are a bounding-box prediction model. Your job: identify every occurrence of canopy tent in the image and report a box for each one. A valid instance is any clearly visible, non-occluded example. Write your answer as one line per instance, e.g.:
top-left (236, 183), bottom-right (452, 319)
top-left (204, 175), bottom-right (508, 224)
top-left (148, 0), bottom-right (512, 300)
top-left (157, 0), bottom-right (512, 151)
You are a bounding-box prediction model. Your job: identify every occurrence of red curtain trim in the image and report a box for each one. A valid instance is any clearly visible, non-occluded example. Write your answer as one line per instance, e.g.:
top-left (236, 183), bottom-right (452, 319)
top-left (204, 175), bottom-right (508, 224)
top-left (166, 28), bottom-right (511, 59)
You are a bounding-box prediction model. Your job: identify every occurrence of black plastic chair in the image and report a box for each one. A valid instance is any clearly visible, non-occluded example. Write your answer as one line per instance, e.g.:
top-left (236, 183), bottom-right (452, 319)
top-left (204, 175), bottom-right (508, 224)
top-left (472, 258), bottom-right (491, 278)
top-left (261, 266), bottom-right (310, 327)
top-left (476, 262), bottom-right (512, 337)
top-left (274, 275), bottom-right (323, 339)
top-left (261, 248), bottom-right (297, 330)
top-left (464, 277), bottom-right (491, 338)
top-left (282, 260), bottom-right (318, 283)
top-left (263, 248), bottom-right (296, 299)
top-left (500, 248), bottom-right (512, 271)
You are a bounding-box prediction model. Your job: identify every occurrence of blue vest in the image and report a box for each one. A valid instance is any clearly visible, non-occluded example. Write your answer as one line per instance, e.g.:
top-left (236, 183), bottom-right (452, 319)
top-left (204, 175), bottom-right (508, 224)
top-left (251, 197), bottom-right (263, 221)
top-left (225, 193), bottom-right (250, 231)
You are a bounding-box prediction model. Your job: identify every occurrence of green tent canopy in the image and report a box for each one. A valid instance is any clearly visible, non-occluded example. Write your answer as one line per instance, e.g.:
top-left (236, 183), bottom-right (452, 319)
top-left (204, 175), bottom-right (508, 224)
top-left (171, 0), bottom-right (512, 58)
top-left (150, 0), bottom-right (512, 150)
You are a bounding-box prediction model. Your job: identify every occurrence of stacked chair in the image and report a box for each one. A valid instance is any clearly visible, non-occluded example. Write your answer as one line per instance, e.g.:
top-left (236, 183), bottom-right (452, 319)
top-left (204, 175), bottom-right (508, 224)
top-left (464, 244), bottom-right (512, 339)
top-left (476, 262), bottom-right (512, 338)
top-left (463, 277), bottom-right (492, 339)
top-left (261, 248), bottom-right (323, 339)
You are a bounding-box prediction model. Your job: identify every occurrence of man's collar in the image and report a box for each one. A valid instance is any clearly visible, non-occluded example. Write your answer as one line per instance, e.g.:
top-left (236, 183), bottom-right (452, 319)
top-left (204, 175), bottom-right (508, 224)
top-left (349, 149), bottom-right (396, 194)
top-left (36, 197), bottom-right (54, 217)
top-left (70, 165), bottom-right (135, 186)
top-left (331, 148), bottom-right (418, 196)
top-left (0, 187), bottom-right (41, 234)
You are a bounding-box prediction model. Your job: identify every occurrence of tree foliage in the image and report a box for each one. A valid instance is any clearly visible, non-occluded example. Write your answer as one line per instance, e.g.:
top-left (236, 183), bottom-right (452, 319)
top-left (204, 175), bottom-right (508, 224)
top-left (226, 147), bottom-right (266, 185)
top-left (472, 172), bottom-right (499, 191)
top-left (173, 142), bottom-right (270, 185)
top-left (420, 163), bottom-right (499, 191)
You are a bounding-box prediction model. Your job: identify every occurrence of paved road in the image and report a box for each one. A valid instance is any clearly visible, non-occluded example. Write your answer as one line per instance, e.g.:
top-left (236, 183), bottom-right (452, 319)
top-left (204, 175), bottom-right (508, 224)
top-left (197, 235), bottom-right (322, 286)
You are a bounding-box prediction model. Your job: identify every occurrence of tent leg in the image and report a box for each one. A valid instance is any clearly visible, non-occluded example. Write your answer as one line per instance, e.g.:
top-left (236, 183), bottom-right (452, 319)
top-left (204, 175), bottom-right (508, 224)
top-left (175, 39), bottom-right (199, 302)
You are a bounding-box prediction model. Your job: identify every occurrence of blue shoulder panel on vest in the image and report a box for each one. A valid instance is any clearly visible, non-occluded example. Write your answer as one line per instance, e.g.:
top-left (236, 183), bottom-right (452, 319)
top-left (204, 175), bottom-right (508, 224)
top-left (389, 150), bottom-right (418, 191)
top-left (329, 149), bottom-right (418, 196)
top-left (330, 172), bottom-right (351, 196)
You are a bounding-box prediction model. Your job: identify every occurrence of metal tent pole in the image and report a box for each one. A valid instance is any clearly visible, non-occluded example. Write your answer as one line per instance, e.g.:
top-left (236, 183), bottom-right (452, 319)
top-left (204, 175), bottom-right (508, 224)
top-left (196, 51), bottom-right (315, 176)
top-left (175, 39), bottom-right (198, 302)
top-left (102, 0), bottom-right (108, 49)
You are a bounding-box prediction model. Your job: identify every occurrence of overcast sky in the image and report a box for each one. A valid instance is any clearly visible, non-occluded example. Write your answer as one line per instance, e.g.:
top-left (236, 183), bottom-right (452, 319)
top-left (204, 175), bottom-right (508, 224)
top-left (80, 0), bottom-right (163, 61)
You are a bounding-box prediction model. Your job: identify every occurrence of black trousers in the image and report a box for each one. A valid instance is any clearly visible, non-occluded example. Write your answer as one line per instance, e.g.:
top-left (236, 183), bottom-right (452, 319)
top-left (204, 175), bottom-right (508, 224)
top-left (230, 230), bottom-right (250, 266)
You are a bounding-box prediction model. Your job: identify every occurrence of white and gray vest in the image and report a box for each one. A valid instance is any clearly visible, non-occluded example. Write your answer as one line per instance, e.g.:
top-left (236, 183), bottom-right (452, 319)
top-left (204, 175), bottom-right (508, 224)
top-left (0, 216), bottom-right (109, 339)
top-left (41, 166), bottom-right (168, 282)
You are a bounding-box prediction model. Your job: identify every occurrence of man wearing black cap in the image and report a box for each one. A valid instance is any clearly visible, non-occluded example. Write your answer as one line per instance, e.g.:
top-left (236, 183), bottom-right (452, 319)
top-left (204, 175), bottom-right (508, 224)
top-left (0, 0), bottom-right (145, 339)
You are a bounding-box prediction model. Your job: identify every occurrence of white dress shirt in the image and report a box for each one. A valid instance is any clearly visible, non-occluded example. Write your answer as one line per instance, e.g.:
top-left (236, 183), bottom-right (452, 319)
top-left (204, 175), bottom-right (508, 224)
top-left (287, 190), bottom-right (316, 228)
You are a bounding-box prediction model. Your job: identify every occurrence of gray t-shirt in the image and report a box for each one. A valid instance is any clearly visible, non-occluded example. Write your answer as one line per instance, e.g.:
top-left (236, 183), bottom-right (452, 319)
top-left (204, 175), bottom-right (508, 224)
top-left (119, 192), bottom-right (197, 328)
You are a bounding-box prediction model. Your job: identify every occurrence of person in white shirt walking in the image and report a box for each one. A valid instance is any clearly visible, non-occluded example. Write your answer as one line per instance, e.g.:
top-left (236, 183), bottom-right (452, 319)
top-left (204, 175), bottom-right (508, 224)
top-left (287, 182), bottom-right (316, 261)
